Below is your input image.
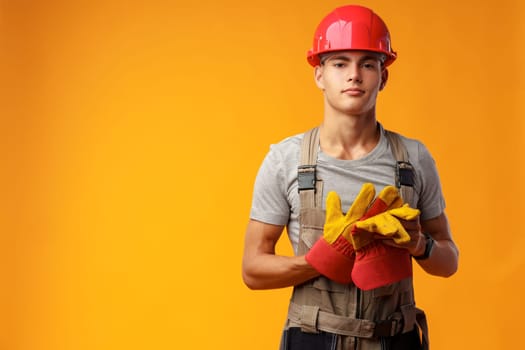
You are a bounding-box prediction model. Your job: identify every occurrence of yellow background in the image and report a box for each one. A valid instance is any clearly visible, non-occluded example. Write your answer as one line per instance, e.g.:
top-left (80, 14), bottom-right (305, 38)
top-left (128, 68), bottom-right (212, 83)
top-left (2, 0), bottom-right (524, 349)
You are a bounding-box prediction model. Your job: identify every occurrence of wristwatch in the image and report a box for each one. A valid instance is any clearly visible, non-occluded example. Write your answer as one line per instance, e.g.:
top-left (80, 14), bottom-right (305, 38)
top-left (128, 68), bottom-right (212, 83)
top-left (413, 234), bottom-right (435, 260)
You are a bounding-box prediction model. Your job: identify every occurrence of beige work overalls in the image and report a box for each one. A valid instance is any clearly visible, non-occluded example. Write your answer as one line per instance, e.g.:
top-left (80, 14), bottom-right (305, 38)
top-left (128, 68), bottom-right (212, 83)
top-left (283, 127), bottom-right (429, 350)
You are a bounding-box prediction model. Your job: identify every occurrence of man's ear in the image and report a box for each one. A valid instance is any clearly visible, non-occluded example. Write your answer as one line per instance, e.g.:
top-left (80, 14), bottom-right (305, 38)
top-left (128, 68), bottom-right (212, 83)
top-left (379, 68), bottom-right (389, 91)
top-left (314, 65), bottom-right (325, 90)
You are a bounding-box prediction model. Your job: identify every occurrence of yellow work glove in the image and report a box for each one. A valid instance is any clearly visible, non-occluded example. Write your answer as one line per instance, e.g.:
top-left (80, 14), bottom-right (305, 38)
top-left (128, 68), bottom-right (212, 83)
top-left (305, 183), bottom-right (375, 284)
top-left (351, 195), bottom-right (421, 291)
top-left (348, 185), bottom-right (403, 250)
top-left (354, 204), bottom-right (420, 243)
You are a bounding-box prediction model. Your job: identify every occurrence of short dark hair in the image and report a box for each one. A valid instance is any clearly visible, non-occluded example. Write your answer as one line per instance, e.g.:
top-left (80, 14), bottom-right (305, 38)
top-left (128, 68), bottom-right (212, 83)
top-left (319, 51), bottom-right (387, 66)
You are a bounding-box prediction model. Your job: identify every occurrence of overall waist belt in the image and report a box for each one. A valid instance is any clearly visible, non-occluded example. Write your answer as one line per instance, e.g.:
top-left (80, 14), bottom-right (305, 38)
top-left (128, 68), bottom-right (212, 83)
top-left (287, 302), bottom-right (406, 338)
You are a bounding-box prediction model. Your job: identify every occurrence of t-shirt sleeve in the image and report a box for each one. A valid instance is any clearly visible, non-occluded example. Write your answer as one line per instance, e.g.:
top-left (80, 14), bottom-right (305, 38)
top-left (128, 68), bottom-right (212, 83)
top-left (416, 142), bottom-right (446, 221)
top-left (249, 144), bottom-right (291, 226)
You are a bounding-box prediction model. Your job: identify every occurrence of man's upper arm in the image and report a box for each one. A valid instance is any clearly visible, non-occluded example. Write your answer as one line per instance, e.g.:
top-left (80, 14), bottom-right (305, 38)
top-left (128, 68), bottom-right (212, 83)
top-left (243, 219), bottom-right (285, 257)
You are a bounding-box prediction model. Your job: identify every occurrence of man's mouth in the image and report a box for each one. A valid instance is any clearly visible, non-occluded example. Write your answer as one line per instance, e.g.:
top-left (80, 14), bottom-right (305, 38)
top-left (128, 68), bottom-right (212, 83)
top-left (342, 88), bottom-right (365, 96)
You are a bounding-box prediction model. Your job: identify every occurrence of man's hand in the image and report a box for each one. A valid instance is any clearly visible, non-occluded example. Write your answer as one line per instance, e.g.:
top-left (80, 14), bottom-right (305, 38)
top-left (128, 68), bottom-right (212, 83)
top-left (380, 217), bottom-right (426, 256)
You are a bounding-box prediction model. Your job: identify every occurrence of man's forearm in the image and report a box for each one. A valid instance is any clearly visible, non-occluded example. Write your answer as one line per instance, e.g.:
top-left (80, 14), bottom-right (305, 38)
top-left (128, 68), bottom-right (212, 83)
top-left (242, 254), bottom-right (320, 290)
top-left (416, 239), bottom-right (459, 277)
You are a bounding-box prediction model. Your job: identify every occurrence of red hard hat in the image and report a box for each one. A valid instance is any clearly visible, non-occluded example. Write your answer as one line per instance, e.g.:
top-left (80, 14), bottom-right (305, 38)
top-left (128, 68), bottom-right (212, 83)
top-left (307, 5), bottom-right (397, 67)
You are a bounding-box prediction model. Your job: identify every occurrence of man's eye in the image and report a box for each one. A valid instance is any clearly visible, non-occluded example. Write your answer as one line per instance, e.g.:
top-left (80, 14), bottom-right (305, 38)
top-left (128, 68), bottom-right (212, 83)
top-left (333, 62), bottom-right (345, 68)
top-left (362, 62), bottom-right (376, 69)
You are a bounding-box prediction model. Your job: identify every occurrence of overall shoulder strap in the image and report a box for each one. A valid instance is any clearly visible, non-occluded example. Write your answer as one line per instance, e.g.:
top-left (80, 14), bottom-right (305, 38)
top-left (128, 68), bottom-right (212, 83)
top-left (384, 130), bottom-right (416, 207)
top-left (300, 127), bottom-right (320, 166)
top-left (298, 127), bottom-right (323, 209)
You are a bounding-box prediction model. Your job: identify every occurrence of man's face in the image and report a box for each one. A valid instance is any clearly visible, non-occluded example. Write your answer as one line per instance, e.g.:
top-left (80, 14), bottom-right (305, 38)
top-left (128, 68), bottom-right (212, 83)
top-left (314, 50), bottom-right (388, 117)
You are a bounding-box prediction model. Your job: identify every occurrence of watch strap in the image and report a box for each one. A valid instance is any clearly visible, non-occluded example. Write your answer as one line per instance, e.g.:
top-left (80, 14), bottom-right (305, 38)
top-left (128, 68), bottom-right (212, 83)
top-left (413, 234), bottom-right (434, 260)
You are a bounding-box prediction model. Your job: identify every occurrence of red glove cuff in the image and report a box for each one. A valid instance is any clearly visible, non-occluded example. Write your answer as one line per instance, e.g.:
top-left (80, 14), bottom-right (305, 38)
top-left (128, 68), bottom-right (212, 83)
top-left (305, 236), bottom-right (355, 284)
top-left (351, 243), bottom-right (412, 290)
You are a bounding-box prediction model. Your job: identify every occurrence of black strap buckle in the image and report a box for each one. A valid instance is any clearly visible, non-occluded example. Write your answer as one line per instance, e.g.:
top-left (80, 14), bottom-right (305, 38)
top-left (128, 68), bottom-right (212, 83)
top-left (297, 165), bottom-right (316, 192)
top-left (396, 161), bottom-right (415, 188)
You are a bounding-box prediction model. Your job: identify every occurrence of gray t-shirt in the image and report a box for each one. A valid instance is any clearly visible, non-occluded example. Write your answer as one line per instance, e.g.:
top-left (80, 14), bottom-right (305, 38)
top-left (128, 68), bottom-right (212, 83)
top-left (250, 124), bottom-right (445, 253)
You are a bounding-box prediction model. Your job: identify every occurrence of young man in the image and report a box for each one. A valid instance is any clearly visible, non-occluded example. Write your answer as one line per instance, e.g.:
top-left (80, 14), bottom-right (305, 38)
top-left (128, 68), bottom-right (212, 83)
top-left (242, 5), bottom-right (459, 350)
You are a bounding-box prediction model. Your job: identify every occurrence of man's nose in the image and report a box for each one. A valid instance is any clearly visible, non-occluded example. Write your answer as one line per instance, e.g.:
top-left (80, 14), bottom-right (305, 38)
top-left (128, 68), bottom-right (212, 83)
top-left (347, 64), bottom-right (362, 83)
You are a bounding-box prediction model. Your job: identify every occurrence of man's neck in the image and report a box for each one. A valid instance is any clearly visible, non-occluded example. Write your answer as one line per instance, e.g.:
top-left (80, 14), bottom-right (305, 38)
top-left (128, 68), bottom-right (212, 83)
top-left (319, 112), bottom-right (380, 160)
